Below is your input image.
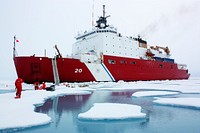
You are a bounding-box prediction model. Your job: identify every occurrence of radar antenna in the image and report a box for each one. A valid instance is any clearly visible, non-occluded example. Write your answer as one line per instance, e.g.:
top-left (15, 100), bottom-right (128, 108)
top-left (96, 5), bottom-right (110, 29)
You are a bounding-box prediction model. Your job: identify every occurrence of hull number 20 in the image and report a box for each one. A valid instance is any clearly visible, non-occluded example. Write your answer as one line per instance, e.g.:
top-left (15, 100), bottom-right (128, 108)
top-left (75, 68), bottom-right (82, 73)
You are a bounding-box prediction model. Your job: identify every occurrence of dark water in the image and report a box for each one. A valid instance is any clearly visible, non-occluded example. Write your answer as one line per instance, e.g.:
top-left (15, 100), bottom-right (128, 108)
top-left (10, 90), bottom-right (200, 133)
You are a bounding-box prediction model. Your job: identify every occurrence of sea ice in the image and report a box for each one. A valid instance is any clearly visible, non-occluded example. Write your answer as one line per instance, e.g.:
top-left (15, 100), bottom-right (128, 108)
top-left (78, 103), bottom-right (146, 120)
top-left (132, 91), bottom-right (179, 97)
top-left (0, 86), bottom-right (91, 130)
top-left (91, 78), bottom-right (200, 94)
top-left (1, 78), bottom-right (200, 130)
top-left (154, 97), bottom-right (200, 109)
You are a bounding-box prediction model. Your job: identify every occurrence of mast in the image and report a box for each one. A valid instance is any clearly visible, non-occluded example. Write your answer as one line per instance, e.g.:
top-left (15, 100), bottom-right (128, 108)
top-left (103, 5), bottom-right (105, 18)
top-left (13, 35), bottom-right (16, 58)
top-left (92, 0), bottom-right (95, 27)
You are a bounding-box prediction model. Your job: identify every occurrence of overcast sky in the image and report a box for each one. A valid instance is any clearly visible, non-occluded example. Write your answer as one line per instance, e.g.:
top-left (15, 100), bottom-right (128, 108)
top-left (1, 0), bottom-right (200, 80)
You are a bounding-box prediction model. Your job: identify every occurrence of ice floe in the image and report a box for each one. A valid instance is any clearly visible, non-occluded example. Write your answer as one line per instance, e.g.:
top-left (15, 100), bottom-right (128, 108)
top-left (78, 103), bottom-right (146, 120)
top-left (154, 97), bottom-right (200, 109)
top-left (0, 86), bottom-right (91, 130)
top-left (92, 78), bottom-right (200, 94)
top-left (132, 91), bottom-right (179, 97)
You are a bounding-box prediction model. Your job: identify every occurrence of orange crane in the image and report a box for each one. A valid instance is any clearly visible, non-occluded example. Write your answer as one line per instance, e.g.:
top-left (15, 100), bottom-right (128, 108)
top-left (156, 46), bottom-right (170, 55)
top-left (150, 46), bottom-right (170, 55)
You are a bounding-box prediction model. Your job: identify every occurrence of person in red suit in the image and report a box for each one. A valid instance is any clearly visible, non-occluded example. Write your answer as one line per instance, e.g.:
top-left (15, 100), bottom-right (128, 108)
top-left (15, 77), bottom-right (23, 99)
top-left (40, 82), bottom-right (46, 90)
top-left (34, 82), bottom-right (40, 90)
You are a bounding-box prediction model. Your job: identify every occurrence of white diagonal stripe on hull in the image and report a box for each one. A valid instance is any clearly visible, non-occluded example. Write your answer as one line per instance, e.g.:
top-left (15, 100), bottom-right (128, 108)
top-left (85, 63), bottom-right (115, 81)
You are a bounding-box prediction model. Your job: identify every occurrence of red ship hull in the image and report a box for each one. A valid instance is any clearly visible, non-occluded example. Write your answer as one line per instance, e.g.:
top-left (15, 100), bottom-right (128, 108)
top-left (14, 55), bottom-right (190, 84)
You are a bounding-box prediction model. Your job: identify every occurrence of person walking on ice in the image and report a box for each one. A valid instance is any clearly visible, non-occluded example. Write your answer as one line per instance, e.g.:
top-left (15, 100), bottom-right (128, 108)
top-left (15, 77), bottom-right (23, 99)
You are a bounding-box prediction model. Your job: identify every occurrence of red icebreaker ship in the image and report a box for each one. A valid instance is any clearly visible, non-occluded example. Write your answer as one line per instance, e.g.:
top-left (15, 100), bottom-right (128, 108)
top-left (13, 5), bottom-right (190, 84)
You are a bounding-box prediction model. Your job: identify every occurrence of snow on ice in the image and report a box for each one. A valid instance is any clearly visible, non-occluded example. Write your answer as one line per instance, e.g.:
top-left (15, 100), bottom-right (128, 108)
top-left (78, 103), bottom-right (146, 120)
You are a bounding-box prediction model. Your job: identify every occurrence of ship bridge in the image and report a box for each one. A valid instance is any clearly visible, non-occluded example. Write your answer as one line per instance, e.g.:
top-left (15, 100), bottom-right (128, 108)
top-left (75, 27), bottom-right (117, 40)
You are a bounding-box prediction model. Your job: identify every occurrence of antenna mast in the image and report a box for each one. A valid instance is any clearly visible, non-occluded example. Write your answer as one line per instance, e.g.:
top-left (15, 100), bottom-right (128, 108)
top-left (103, 5), bottom-right (105, 18)
top-left (13, 35), bottom-right (16, 58)
top-left (92, 0), bottom-right (95, 27)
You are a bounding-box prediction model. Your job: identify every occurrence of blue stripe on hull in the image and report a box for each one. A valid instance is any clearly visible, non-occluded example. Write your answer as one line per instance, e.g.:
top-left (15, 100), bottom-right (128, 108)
top-left (101, 63), bottom-right (115, 82)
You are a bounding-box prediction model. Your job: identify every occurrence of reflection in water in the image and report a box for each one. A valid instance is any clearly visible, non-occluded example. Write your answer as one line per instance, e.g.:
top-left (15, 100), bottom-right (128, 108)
top-left (36, 98), bottom-right (54, 113)
top-left (21, 90), bottom-right (200, 133)
top-left (36, 94), bottom-right (91, 113)
top-left (35, 94), bottom-right (91, 128)
top-left (111, 91), bottom-right (135, 97)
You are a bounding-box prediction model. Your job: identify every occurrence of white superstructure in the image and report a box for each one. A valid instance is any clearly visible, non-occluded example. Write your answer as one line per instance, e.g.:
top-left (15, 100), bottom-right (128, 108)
top-left (72, 6), bottom-right (171, 62)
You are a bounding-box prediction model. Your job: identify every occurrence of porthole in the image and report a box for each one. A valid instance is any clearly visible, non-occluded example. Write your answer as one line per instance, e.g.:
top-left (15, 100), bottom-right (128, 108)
top-left (108, 59), bottom-right (116, 64)
top-left (130, 61), bottom-right (136, 64)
